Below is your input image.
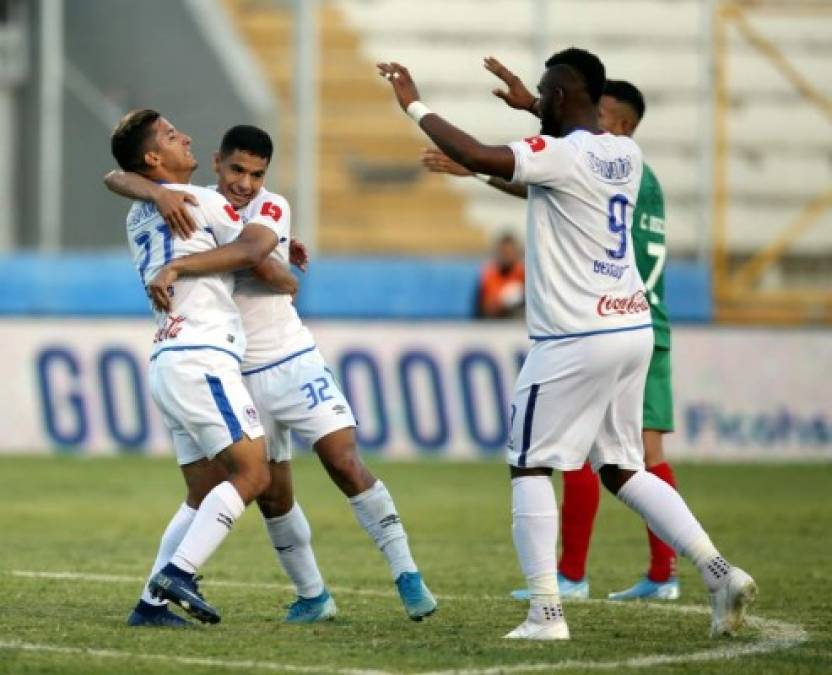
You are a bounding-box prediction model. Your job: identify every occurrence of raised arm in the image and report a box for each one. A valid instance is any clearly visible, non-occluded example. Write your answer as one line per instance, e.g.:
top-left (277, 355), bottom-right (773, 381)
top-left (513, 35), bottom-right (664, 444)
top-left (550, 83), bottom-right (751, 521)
top-left (377, 62), bottom-right (515, 180)
top-left (484, 56), bottom-right (541, 118)
top-left (147, 223), bottom-right (278, 312)
top-left (421, 148), bottom-right (528, 200)
top-left (104, 170), bottom-right (198, 238)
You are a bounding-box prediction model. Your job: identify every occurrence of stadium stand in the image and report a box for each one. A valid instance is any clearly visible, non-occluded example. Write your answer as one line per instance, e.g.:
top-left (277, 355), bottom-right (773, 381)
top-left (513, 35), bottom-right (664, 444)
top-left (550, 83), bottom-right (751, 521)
top-left (225, 0), bottom-right (832, 269)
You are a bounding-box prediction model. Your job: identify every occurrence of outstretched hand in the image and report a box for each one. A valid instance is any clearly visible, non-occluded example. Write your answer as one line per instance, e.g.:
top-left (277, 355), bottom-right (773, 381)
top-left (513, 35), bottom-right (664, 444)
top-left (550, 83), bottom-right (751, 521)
top-left (484, 56), bottom-right (536, 112)
top-left (377, 62), bottom-right (420, 111)
top-left (421, 148), bottom-right (473, 177)
top-left (156, 190), bottom-right (198, 239)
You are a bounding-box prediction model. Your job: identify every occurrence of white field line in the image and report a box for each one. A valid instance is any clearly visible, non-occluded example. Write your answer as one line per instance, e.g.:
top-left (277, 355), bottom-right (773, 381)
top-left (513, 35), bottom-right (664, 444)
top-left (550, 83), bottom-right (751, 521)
top-left (3, 570), bottom-right (808, 675)
top-left (0, 639), bottom-right (391, 675)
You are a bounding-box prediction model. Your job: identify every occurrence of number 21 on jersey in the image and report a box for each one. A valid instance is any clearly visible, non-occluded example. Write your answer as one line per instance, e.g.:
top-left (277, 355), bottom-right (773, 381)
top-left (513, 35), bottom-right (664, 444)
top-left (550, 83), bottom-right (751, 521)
top-left (134, 224), bottom-right (173, 285)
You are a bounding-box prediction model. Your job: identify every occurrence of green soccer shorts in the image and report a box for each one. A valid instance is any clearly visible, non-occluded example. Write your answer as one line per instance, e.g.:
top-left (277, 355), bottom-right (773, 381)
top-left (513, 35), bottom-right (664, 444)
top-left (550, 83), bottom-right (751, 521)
top-left (643, 346), bottom-right (674, 432)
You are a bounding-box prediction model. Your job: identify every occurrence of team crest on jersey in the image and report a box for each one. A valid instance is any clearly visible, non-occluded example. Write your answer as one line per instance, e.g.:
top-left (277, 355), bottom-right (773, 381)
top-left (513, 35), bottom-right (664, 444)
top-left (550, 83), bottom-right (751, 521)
top-left (260, 201), bottom-right (283, 221)
top-left (244, 405), bottom-right (259, 423)
top-left (524, 136), bottom-right (546, 153)
top-left (223, 203), bottom-right (241, 222)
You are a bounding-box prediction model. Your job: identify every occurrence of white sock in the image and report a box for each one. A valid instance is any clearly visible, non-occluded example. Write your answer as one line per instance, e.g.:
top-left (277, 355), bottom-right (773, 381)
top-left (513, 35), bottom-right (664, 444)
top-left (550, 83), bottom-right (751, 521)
top-left (349, 480), bottom-right (417, 580)
top-left (511, 476), bottom-right (559, 599)
top-left (616, 470), bottom-right (730, 591)
top-left (140, 502), bottom-right (196, 606)
top-left (170, 481), bottom-right (245, 574)
top-left (263, 502), bottom-right (325, 598)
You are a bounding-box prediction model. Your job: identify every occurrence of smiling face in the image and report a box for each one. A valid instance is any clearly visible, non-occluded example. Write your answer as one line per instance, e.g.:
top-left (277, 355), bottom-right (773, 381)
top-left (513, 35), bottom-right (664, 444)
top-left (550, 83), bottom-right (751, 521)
top-left (213, 149), bottom-right (269, 209)
top-left (143, 117), bottom-right (198, 182)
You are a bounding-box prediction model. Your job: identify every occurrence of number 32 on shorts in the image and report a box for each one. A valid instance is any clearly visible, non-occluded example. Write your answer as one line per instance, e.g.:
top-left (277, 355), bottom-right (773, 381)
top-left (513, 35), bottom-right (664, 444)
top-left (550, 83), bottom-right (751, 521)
top-left (301, 376), bottom-right (334, 410)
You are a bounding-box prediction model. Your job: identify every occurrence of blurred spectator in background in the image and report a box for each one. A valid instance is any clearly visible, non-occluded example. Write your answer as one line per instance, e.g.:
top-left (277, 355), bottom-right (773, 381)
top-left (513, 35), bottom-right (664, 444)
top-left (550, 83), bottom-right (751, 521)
top-left (477, 233), bottom-right (525, 318)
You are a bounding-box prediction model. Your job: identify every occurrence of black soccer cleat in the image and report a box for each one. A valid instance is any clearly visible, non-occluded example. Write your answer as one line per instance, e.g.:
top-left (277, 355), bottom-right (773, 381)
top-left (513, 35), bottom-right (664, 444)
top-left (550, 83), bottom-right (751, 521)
top-left (127, 599), bottom-right (193, 627)
top-left (148, 564), bottom-right (221, 625)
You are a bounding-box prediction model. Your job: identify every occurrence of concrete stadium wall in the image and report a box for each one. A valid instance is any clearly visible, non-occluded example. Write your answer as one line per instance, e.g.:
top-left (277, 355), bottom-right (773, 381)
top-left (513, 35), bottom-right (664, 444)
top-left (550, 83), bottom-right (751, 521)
top-left (15, 0), bottom-right (277, 250)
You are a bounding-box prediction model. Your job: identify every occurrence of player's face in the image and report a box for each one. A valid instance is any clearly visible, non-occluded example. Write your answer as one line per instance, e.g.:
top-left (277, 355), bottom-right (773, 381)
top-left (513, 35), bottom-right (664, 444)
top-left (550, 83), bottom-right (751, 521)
top-left (537, 69), bottom-right (564, 137)
top-left (214, 150), bottom-right (269, 209)
top-left (598, 96), bottom-right (633, 137)
top-left (147, 117), bottom-right (197, 174)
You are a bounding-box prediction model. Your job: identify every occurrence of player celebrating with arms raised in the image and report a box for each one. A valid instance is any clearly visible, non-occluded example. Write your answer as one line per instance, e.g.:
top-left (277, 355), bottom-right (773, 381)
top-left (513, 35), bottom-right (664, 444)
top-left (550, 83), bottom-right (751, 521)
top-left (424, 73), bottom-right (681, 601)
top-left (378, 49), bottom-right (755, 640)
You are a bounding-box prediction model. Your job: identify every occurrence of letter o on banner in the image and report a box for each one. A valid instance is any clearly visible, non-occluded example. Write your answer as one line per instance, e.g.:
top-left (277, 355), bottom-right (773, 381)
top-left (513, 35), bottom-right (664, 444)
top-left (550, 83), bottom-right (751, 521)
top-left (399, 351), bottom-right (448, 452)
top-left (36, 347), bottom-right (88, 449)
top-left (339, 350), bottom-right (388, 451)
top-left (99, 348), bottom-right (149, 449)
top-left (459, 350), bottom-right (508, 452)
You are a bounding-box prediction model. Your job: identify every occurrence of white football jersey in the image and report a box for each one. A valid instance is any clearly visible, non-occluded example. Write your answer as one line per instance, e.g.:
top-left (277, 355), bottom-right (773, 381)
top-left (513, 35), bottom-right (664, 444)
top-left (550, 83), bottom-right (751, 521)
top-left (125, 184), bottom-right (247, 361)
top-left (224, 186), bottom-right (315, 372)
top-left (509, 130), bottom-right (650, 339)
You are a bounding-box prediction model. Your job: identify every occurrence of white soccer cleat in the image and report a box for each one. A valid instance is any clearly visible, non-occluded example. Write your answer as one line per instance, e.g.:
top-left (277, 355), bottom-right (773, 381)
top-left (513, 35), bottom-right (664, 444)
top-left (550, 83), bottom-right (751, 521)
top-left (503, 599), bottom-right (570, 641)
top-left (709, 567), bottom-right (757, 638)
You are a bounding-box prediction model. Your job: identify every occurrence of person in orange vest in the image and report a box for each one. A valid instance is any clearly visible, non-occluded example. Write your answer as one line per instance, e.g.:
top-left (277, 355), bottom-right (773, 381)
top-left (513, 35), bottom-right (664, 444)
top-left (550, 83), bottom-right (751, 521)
top-left (477, 233), bottom-right (525, 318)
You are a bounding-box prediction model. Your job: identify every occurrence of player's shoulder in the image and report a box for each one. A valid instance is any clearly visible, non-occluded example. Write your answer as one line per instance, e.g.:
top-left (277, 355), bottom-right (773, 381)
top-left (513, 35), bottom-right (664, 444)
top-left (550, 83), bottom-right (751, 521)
top-left (245, 188), bottom-right (291, 224)
top-left (249, 188), bottom-right (290, 212)
top-left (166, 183), bottom-right (227, 206)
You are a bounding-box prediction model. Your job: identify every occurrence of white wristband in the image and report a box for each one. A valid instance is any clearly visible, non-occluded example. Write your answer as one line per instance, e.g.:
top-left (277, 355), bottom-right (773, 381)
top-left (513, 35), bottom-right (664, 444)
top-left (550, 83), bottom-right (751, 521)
top-left (406, 101), bottom-right (432, 124)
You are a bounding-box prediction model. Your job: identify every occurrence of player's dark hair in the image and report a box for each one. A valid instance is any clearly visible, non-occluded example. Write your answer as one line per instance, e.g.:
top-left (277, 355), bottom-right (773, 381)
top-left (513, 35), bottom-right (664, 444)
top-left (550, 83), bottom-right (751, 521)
top-left (544, 48), bottom-right (606, 104)
top-left (604, 79), bottom-right (646, 120)
top-left (219, 125), bottom-right (273, 162)
top-left (110, 109), bottom-right (161, 172)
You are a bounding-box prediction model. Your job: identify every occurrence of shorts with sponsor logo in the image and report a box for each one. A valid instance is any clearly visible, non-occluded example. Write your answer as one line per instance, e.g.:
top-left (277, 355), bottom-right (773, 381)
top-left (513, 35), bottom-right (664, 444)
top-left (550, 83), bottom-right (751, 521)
top-left (242, 346), bottom-right (356, 462)
top-left (506, 326), bottom-right (653, 472)
top-left (643, 345), bottom-right (674, 432)
top-left (149, 348), bottom-right (264, 466)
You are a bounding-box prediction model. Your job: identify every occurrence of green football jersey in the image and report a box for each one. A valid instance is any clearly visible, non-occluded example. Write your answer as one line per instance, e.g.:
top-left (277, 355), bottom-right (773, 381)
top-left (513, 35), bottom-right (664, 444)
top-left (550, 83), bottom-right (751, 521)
top-left (632, 163), bottom-right (670, 349)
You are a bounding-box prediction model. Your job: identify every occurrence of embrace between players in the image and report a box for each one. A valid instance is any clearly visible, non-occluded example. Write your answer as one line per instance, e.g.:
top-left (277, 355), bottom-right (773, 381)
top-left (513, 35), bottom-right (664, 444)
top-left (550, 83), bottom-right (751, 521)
top-left (106, 46), bottom-right (755, 641)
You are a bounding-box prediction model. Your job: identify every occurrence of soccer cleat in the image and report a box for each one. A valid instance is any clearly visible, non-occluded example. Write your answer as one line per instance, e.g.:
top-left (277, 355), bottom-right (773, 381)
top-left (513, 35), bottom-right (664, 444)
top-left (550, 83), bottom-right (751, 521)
top-left (395, 571), bottom-right (437, 621)
top-left (148, 563), bottom-right (220, 625)
top-left (504, 599), bottom-right (570, 640)
top-left (709, 567), bottom-right (757, 638)
top-left (285, 589), bottom-right (337, 624)
top-left (127, 600), bottom-right (192, 627)
top-left (511, 573), bottom-right (589, 602)
top-left (607, 576), bottom-right (680, 601)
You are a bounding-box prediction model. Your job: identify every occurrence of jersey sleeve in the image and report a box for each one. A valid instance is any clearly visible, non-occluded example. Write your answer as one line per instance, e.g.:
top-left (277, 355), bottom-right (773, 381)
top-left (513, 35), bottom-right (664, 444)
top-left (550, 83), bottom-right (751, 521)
top-left (246, 192), bottom-right (290, 240)
top-left (508, 134), bottom-right (581, 188)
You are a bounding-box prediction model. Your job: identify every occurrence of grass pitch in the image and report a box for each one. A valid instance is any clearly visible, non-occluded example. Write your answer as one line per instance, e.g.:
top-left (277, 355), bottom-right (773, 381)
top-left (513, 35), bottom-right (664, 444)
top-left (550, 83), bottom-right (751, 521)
top-left (0, 456), bottom-right (829, 674)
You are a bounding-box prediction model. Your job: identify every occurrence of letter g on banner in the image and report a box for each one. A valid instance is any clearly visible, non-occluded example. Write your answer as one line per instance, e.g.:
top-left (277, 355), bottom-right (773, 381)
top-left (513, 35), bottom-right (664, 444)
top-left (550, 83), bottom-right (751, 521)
top-left (37, 347), bottom-right (88, 449)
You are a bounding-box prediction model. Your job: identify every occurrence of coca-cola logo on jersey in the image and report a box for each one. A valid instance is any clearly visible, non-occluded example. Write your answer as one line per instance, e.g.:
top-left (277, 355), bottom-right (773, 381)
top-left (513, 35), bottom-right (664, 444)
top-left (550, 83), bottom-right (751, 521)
top-left (596, 291), bottom-right (649, 317)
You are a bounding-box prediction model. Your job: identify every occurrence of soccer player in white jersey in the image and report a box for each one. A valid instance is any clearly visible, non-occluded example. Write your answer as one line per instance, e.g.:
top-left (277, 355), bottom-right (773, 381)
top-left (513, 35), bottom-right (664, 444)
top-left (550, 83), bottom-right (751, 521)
top-left (378, 48), bottom-right (756, 640)
top-left (109, 110), bottom-right (300, 626)
top-left (106, 125), bottom-right (437, 624)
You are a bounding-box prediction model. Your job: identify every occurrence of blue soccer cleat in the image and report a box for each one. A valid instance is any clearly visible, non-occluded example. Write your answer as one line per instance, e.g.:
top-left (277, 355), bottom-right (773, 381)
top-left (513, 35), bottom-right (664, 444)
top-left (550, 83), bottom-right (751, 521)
top-left (511, 573), bottom-right (589, 602)
top-left (148, 563), bottom-right (221, 624)
top-left (127, 599), bottom-right (192, 627)
top-left (285, 589), bottom-right (337, 624)
top-left (395, 571), bottom-right (437, 621)
top-left (607, 576), bottom-right (680, 601)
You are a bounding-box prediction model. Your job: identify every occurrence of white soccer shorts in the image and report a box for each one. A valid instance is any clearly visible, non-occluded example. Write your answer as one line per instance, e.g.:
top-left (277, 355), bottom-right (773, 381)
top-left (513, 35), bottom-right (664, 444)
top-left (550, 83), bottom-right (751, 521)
top-left (149, 348), bottom-right (265, 466)
top-left (242, 346), bottom-right (356, 462)
top-left (506, 327), bottom-right (653, 472)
